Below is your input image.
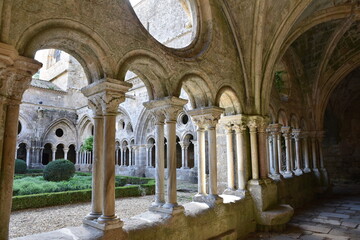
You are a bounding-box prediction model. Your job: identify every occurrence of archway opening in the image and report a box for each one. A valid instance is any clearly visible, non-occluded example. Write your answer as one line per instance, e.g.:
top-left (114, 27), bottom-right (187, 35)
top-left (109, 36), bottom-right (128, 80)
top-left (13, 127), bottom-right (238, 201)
top-left (42, 143), bottom-right (53, 165)
top-left (16, 143), bottom-right (27, 161)
top-left (68, 145), bottom-right (76, 164)
top-left (55, 144), bottom-right (64, 160)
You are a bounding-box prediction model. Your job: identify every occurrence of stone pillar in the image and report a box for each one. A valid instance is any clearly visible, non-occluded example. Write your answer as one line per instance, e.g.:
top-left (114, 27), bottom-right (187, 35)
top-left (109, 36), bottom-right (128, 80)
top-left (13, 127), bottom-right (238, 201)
top-left (144, 97), bottom-right (187, 213)
top-left (179, 141), bottom-right (189, 169)
top-left (191, 140), bottom-right (198, 169)
top-left (26, 147), bottom-right (31, 167)
top-left (0, 44), bottom-right (41, 240)
top-left (153, 115), bottom-right (165, 206)
top-left (120, 148), bottom-right (124, 166)
top-left (248, 119), bottom-right (259, 180)
top-left (115, 147), bottom-right (119, 165)
top-left (234, 122), bottom-right (248, 192)
top-left (224, 124), bottom-right (235, 190)
top-left (257, 119), bottom-right (270, 179)
top-left (82, 78), bottom-right (131, 229)
top-left (64, 148), bottom-right (69, 160)
top-left (277, 126), bottom-right (283, 173)
top-left (310, 132), bottom-right (318, 170)
top-left (268, 124), bottom-right (281, 178)
top-left (281, 126), bottom-right (293, 178)
top-left (51, 147), bottom-right (56, 162)
top-left (292, 129), bottom-right (303, 176)
top-left (128, 146), bottom-right (132, 166)
top-left (302, 132), bottom-right (311, 173)
top-left (189, 107), bottom-right (224, 204)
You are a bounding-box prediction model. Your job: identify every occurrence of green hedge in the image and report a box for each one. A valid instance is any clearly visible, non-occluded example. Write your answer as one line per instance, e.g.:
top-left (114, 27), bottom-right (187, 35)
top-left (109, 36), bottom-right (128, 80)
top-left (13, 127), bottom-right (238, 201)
top-left (12, 179), bottom-right (155, 211)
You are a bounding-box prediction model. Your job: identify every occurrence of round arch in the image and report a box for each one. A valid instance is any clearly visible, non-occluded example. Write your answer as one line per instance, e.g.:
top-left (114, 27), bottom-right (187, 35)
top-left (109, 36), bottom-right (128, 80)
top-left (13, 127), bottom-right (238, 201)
top-left (215, 86), bottom-right (242, 116)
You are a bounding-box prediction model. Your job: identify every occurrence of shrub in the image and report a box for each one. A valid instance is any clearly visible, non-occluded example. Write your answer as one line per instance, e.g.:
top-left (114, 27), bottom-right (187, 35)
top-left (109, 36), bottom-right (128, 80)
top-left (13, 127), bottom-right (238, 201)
top-left (27, 169), bottom-right (43, 174)
top-left (43, 159), bottom-right (75, 182)
top-left (15, 159), bottom-right (27, 174)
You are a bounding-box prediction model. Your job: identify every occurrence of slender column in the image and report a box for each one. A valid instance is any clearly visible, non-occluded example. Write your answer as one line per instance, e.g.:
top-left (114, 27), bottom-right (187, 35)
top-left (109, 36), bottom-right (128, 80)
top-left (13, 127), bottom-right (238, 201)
top-left (191, 140), bottom-right (198, 169)
top-left (281, 126), bottom-right (293, 177)
top-left (115, 147), bottom-right (119, 165)
top-left (269, 124), bottom-right (281, 177)
top-left (225, 124), bottom-right (235, 190)
top-left (51, 147), bottom-right (56, 162)
top-left (289, 137), bottom-right (294, 172)
top-left (0, 50), bottom-right (41, 240)
top-left (153, 117), bottom-right (165, 206)
top-left (149, 145), bottom-right (154, 167)
top-left (82, 78), bottom-right (131, 228)
top-left (207, 121), bottom-right (219, 196)
top-left (302, 132), bottom-right (311, 173)
top-left (26, 147), bottom-right (31, 167)
top-left (317, 131), bottom-right (325, 169)
top-left (277, 126), bottom-right (283, 173)
top-left (292, 129), bottom-right (303, 176)
top-left (234, 123), bottom-right (247, 191)
top-left (248, 119), bottom-right (259, 180)
top-left (311, 132), bottom-right (318, 170)
top-left (179, 141), bottom-right (189, 169)
top-left (64, 148), bottom-right (69, 160)
top-left (15, 146), bottom-right (19, 159)
top-left (196, 125), bottom-right (206, 195)
top-left (84, 115), bottom-right (104, 220)
top-left (120, 148), bottom-right (124, 166)
top-left (257, 119), bottom-right (269, 179)
top-left (267, 130), bottom-right (274, 174)
top-left (145, 146), bottom-right (150, 167)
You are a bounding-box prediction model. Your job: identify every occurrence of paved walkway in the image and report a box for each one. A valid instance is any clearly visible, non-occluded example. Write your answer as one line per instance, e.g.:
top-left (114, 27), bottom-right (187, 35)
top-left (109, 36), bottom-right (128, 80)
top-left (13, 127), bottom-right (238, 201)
top-left (248, 184), bottom-right (360, 240)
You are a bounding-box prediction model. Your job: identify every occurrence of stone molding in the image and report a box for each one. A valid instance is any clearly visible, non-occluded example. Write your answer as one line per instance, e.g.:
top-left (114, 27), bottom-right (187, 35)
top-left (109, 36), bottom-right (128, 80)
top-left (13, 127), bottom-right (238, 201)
top-left (81, 78), bottom-right (132, 115)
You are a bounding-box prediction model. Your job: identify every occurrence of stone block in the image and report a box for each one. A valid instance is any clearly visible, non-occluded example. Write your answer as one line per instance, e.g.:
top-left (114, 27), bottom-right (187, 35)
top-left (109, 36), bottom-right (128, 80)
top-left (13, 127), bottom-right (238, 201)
top-left (319, 212), bottom-right (350, 219)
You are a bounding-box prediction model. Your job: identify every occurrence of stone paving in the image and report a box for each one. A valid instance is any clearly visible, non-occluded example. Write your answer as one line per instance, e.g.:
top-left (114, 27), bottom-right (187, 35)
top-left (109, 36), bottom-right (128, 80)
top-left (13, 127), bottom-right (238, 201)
top-left (248, 184), bottom-right (360, 240)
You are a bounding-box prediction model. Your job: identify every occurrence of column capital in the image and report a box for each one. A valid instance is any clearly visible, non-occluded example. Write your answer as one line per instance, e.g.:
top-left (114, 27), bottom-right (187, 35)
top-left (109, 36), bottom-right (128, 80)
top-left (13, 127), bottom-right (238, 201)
top-left (179, 141), bottom-right (190, 149)
top-left (281, 126), bottom-right (292, 136)
top-left (143, 96), bottom-right (188, 122)
top-left (233, 123), bottom-right (247, 133)
top-left (81, 78), bottom-right (132, 115)
top-left (188, 106), bottom-right (224, 128)
top-left (292, 129), bottom-right (302, 139)
top-left (268, 123), bottom-right (282, 133)
top-left (0, 44), bottom-right (42, 102)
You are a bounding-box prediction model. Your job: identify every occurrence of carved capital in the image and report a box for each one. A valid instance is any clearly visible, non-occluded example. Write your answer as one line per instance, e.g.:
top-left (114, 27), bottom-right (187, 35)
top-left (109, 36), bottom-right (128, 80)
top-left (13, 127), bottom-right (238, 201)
top-left (188, 106), bottom-right (224, 129)
top-left (281, 126), bottom-right (291, 137)
top-left (82, 78), bottom-right (131, 115)
top-left (292, 128), bottom-right (301, 140)
top-left (233, 123), bottom-right (247, 134)
top-left (179, 141), bottom-right (190, 149)
top-left (143, 96), bottom-right (187, 122)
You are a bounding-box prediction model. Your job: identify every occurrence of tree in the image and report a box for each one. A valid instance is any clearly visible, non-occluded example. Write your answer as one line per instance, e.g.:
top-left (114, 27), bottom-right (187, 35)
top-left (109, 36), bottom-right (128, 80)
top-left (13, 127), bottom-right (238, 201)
top-left (81, 136), bottom-right (93, 151)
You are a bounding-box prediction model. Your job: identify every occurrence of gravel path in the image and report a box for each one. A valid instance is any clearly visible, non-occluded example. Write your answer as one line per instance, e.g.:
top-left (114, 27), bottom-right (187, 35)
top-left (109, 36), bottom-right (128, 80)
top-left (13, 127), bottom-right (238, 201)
top-left (10, 182), bottom-right (196, 239)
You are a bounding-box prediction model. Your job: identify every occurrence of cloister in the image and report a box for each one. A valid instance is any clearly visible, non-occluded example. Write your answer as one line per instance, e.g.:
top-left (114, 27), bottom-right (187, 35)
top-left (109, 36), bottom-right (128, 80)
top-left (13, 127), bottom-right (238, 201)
top-left (0, 0), bottom-right (359, 239)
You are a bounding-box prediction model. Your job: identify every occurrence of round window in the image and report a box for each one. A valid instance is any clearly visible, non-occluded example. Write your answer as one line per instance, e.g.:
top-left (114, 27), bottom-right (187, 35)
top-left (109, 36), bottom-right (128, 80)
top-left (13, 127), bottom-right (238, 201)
top-left (182, 114), bottom-right (189, 124)
top-left (55, 128), bottom-right (64, 137)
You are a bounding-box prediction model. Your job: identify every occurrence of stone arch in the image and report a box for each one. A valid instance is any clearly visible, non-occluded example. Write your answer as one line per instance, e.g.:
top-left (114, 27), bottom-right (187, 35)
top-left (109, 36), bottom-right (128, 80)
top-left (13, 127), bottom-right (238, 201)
top-left (290, 114), bottom-right (300, 128)
top-left (268, 104), bottom-right (276, 124)
top-left (134, 108), bottom-right (154, 144)
top-left (277, 109), bottom-right (288, 126)
top-left (117, 50), bottom-right (170, 100)
top-left (42, 143), bottom-right (53, 165)
top-left (215, 86), bottom-right (242, 116)
top-left (300, 118), bottom-right (308, 130)
top-left (174, 71), bottom-right (215, 109)
top-left (16, 19), bottom-right (115, 82)
top-left (55, 143), bottom-right (65, 160)
top-left (315, 52), bottom-right (360, 129)
top-left (78, 115), bottom-right (94, 144)
top-left (42, 118), bottom-right (77, 148)
top-left (16, 143), bottom-right (27, 161)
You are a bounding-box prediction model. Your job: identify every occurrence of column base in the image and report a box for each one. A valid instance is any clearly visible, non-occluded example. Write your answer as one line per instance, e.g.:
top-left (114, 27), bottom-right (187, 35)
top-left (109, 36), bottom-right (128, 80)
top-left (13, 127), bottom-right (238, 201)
top-left (294, 169), bottom-right (303, 176)
top-left (193, 193), bottom-right (223, 206)
top-left (149, 203), bottom-right (184, 215)
top-left (269, 173), bottom-right (283, 180)
top-left (282, 171), bottom-right (293, 178)
top-left (83, 217), bottom-right (123, 231)
top-left (84, 212), bottom-right (102, 221)
top-left (223, 188), bottom-right (250, 198)
top-left (303, 167), bottom-right (311, 173)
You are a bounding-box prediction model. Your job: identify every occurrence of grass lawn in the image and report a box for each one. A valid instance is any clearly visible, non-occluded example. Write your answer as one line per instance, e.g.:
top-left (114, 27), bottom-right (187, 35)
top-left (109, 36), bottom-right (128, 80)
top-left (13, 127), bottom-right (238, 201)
top-left (13, 173), bottom-right (151, 196)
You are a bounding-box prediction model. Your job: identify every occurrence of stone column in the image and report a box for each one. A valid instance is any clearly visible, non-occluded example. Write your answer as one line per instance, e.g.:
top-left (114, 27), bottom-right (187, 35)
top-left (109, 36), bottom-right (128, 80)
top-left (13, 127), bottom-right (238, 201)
top-left (267, 129), bottom-right (274, 174)
top-left (152, 115), bottom-right (165, 206)
top-left (310, 131), bottom-right (318, 171)
top-left (64, 148), bottom-right (69, 160)
top-left (277, 125), bottom-right (283, 173)
top-left (144, 97), bottom-right (187, 213)
top-left (257, 118), bottom-right (270, 179)
top-left (115, 147), bottom-right (119, 165)
top-left (128, 146), bottom-right (132, 166)
top-left (248, 119), bottom-right (259, 180)
top-left (317, 131), bottom-right (325, 169)
top-left (269, 124), bottom-right (281, 178)
top-left (82, 91), bottom-right (104, 222)
top-left (207, 119), bottom-right (220, 197)
top-left (302, 132), bottom-right (311, 173)
top-left (120, 148), bottom-right (124, 166)
top-left (26, 147), bottom-right (31, 167)
top-left (292, 129), bottom-right (303, 176)
top-left (82, 78), bottom-right (131, 229)
top-left (191, 140), bottom-right (198, 169)
top-left (145, 145), bottom-right (150, 167)
top-left (196, 124), bottom-right (206, 195)
top-left (179, 141), bottom-right (189, 169)
top-left (51, 147), bottom-right (56, 162)
top-left (281, 126), bottom-right (293, 178)
top-left (224, 124), bottom-right (235, 190)
top-left (234, 122), bottom-right (248, 192)
top-left (0, 45), bottom-right (41, 240)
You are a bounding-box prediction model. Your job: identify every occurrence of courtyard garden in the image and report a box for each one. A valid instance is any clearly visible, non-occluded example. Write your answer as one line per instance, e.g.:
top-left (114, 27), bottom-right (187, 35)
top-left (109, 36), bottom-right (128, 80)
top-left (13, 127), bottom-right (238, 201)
top-left (12, 159), bottom-right (155, 211)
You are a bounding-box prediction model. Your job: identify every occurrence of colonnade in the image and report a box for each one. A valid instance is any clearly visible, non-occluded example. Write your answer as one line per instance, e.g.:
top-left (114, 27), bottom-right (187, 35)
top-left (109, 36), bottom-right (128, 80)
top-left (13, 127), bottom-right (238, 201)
top-left (266, 124), bottom-right (326, 179)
